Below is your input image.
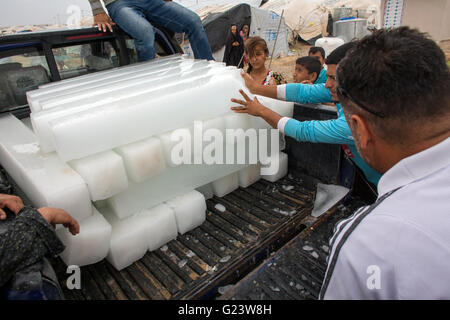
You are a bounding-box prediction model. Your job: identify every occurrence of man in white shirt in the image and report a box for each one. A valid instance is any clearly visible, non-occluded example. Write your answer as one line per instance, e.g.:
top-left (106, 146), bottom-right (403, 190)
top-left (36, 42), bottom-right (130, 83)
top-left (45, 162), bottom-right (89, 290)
top-left (320, 27), bottom-right (450, 299)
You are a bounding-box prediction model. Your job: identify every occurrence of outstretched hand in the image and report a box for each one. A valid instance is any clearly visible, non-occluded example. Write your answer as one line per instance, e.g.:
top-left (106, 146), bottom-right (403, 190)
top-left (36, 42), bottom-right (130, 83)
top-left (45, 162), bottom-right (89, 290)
top-left (231, 89), bottom-right (266, 117)
top-left (37, 207), bottom-right (80, 235)
top-left (93, 13), bottom-right (115, 33)
top-left (0, 194), bottom-right (24, 220)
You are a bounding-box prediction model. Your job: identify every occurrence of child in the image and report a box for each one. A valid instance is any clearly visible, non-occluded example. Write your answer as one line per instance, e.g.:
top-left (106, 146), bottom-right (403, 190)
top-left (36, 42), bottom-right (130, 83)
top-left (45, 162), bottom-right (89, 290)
top-left (292, 56), bottom-right (323, 84)
top-left (245, 36), bottom-right (285, 85)
top-left (308, 46), bottom-right (328, 83)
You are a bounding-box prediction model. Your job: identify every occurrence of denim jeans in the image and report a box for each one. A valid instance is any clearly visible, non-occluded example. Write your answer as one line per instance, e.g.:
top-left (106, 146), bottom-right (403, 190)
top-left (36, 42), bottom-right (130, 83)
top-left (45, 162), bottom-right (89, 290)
top-left (106, 0), bottom-right (214, 61)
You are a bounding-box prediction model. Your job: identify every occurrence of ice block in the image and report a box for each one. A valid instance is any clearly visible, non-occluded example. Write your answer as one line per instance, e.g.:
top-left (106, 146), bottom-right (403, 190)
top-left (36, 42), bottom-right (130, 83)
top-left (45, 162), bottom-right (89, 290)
top-left (106, 161), bottom-right (246, 219)
top-left (49, 69), bottom-right (249, 161)
top-left (0, 114), bottom-right (92, 222)
top-left (158, 127), bottom-right (193, 168)
top-left (33, 60), bottom-right (217, 113)
top-left (99, 205), bottom-right (149, 271)
top-left (261, 151), bottom-right (288, 182)
top-left (30, 64), bottom-right (229, 154)
top-left (57, 206), bottom-right (112, 266)
top-left (69, 151), bottom-right (129, 201)
top-left (238, 163), bottom-right (261, 188)
top-left (165, 190), bottom-right (206, 235)
top-left (135, 203), bottom-right (178, 251)
top-left (211, 172), bottom-right (239, 197)
top-left (114, 137), bottom-right (166, 183)
top-left (27, 54), bottom-right (187, 111)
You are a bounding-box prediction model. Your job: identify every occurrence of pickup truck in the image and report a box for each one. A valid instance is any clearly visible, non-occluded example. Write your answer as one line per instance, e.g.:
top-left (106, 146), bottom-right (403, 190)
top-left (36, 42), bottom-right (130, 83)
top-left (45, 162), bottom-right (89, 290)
top-left (0, 26), bottom-right (374, 300)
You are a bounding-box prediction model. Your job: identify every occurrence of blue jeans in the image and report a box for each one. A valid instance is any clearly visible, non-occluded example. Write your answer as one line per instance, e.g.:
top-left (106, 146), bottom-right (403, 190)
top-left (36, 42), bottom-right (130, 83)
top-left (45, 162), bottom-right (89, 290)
top-left (107, 0), bottom-right (214, 61)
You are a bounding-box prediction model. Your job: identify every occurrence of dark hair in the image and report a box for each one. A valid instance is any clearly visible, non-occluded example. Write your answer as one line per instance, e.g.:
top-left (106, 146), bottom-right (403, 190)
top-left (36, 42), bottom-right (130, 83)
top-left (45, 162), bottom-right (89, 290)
top-left (337, 27), bottom-right (450, 140)
top-left (295, 56), bottom-right (322, 77)
top-left (325, 41), bottom-right (357, 65)
top-left (309, 46), bottom-right (325, 59)
top-left (245, 36), bottom-right (269, 74)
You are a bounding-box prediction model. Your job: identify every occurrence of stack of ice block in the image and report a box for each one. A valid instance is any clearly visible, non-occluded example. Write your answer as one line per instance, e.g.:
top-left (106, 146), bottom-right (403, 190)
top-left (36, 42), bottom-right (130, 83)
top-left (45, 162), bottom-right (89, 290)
top-left (0, 55), bottom-right (294, 270)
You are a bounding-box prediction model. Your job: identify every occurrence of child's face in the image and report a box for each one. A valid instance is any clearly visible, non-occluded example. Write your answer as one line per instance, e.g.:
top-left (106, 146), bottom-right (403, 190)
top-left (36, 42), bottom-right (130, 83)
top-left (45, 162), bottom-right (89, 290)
top-left (309, 51), bottom-right (325, 65)
top-left (293, 64), bottom-right (316, 83)
top-left (248, 45), bottom-right (267, 69)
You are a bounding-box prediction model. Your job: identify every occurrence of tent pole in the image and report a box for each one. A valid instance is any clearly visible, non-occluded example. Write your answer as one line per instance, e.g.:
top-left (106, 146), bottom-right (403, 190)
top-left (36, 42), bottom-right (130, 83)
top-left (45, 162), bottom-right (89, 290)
top-left (269, 9), bottom-right (284, 70)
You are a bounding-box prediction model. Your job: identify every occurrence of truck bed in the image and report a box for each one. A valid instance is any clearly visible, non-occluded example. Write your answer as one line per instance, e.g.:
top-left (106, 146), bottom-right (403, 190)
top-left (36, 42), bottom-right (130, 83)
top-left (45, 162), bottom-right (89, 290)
top-left (50, 171), bottom-right (338, 300)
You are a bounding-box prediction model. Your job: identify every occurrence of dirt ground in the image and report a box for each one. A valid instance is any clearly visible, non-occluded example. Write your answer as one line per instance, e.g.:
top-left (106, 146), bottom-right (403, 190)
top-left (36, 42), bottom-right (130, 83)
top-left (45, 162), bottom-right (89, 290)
top-left (262, 41), bottom-right (312, 83)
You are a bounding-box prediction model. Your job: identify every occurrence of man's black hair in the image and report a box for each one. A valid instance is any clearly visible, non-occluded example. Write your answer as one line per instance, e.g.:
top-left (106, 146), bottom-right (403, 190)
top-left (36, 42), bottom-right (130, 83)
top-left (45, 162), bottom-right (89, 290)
top-left (295, 56), bottom-right (322, 77)
top-left (309, 46), bottom-right (326, 59)
top-left (325, 41), bottom-right (357, 65)
top-left (337, 27), bottom-right (450, 139)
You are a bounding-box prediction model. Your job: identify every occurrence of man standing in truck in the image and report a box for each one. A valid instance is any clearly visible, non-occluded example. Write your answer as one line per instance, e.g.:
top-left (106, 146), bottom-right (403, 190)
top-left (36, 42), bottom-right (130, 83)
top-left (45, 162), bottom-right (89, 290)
top-left (88, 0), bottom-right (214, 61)
top-left (230, 42), bottom-right (382, 188)
top-left (320, 27), bottom-right (450, 299)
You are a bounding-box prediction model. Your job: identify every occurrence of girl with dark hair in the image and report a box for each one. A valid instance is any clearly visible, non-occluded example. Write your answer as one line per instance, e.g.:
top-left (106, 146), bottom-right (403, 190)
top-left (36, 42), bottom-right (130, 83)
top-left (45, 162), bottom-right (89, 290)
top-left (223, 24), bottom-right (244, 68)
top-left (245, 36), bottom-right (285, 85)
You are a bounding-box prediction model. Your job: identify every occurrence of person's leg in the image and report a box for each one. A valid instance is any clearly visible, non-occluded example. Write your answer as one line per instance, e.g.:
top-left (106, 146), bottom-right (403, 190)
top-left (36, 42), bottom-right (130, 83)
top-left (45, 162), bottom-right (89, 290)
top-left (141, 0), bottom-right (214, 60)
top-left (106, 0), bottom-right (156, 61)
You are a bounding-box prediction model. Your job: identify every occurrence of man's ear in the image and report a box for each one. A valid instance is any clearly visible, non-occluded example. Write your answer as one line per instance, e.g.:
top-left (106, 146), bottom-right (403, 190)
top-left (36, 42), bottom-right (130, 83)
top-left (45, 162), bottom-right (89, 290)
top-left (350, 114), bottom-right (374, 149)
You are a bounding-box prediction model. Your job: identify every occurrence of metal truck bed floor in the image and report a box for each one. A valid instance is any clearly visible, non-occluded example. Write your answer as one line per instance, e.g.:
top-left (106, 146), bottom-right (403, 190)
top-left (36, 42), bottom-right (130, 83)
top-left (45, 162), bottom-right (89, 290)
top-left (218, 198), bottom-right (367, 300)
top-left (51, 172), bottom-right (341, 300)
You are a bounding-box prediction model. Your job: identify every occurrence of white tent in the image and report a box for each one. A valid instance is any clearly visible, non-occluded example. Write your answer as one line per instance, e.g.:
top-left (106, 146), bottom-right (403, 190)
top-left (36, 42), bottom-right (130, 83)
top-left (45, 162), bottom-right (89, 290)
top-left (261, 0), bottom-right (381, 41)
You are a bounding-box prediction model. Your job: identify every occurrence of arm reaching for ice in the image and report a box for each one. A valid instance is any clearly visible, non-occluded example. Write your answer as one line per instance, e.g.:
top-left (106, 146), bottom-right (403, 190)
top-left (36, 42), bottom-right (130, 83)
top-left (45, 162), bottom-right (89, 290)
top-left (231, 89), bottom-right (281, 129)
top-left (241, 73), bottom-right (278, 99)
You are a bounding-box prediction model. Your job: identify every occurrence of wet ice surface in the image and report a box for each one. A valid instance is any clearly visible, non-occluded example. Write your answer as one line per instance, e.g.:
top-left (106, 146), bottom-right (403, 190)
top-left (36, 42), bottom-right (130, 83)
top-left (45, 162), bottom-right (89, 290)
top-left (186, 250), bottom-right (195, 257)
top-left (282, 185), bottom-right (295, 191)
top-left (220, 255), bottom-right (232, 263)
top-left (273, 208), bottom-right (297, 216)
top-left (214, 203), bottom-right (227, 212)
top-left (178, 259), bottom-right (187, 268)
top-left (218, 285), bottom-right (234, 295)
top-left (311, 183), bottom-right (350, 218)
top-left (302, 245), bottom-right (314, 251)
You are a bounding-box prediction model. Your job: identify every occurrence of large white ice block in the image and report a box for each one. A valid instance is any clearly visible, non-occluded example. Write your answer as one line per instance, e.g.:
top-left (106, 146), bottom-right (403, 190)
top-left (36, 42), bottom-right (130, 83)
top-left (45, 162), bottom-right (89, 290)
top-left (135, 203), bottom-right (178, 251)
top-left (69, 151), bottom-right (129, 201)
top-left (211, 172), bottom-right (239, 197)
top-left (57, 206), bottom-right (112, 266)
top-left (158, 127), bottom-right (193, 168)
top-left (27, 54), bottom-right (186, 111)
top-left (106, 161), bottom-right (246, 219)
top-left (238, 163), bottom-right (261, 188)
top-left (165, 190), bottom-right (206, 235)
top-left (99, 205), bottom-right (149, 271)
top-left (30, 64), bottom-right (229, 154)
top-left (249, 96), bottom-right (294, 129)
top-left (49, 69), bottom-right (250, 161)
top-left (115, 137), bottom-right (166, 183)
top-left (261, 152), bottom-right (288, 182)
top-left (0, 114), bottom-right (92, 222)
top-left (34, 60), bottom-right (218, 113)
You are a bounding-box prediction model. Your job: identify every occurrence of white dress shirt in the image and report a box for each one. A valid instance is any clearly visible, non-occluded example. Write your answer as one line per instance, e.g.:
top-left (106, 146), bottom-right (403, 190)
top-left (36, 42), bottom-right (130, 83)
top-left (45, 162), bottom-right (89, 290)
top-left (321, 137), bottom-right (450, 299)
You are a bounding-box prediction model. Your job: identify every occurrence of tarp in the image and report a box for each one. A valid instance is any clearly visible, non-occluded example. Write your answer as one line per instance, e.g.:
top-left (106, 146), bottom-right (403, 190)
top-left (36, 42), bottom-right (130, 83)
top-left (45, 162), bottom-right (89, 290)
top-left (196, 3), bottom-right (289, 60)
top-left (261, 0), bottom-right (380, 41)
top-left (202, 3), bottom-right (252, 52)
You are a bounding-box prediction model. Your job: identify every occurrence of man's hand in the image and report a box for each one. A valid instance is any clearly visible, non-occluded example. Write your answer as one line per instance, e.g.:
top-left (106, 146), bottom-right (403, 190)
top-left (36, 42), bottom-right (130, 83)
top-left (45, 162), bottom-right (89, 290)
top-left (37, 207), bottom-right (80, 235)
top-left (93, 13), bottom-right (115, 33)
top-left (0, 194), bottom-right (24, 220)
top-left (231, 89), bottom-right (266, 117)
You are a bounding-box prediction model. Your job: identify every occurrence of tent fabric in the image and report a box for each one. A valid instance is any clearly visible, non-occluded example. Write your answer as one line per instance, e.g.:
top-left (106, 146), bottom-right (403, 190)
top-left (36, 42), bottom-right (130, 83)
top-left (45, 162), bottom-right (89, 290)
top-left (202, 3), bottom-right (252, 52)
top-left (249, 9), bottom-right (289, 58)
top-left (261, 0), bottom-right (380, 41)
